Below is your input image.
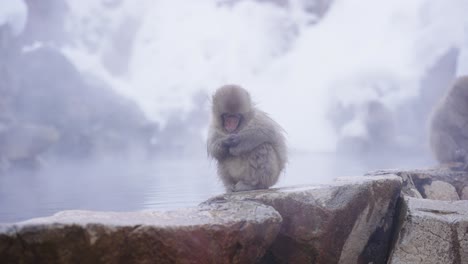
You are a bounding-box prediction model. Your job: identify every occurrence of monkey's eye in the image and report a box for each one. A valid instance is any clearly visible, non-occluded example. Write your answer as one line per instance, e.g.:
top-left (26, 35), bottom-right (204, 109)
top-left (222, 113), bottom-right (241, 119)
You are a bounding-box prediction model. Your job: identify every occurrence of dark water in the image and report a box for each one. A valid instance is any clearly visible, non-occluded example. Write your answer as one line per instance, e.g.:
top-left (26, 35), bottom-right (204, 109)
top-left (0, 152), bottom-right (433, 223)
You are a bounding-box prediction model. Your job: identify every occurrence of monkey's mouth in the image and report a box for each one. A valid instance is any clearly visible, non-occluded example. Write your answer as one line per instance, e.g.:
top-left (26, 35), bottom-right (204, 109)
top-left (223, 114), bottom-right (241, 133)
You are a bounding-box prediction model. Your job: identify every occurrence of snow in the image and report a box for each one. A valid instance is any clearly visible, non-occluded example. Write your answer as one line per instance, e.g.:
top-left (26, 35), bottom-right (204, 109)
top-left (61, 0), bottom-right (468, 152)
top-left (0, 0), bottom-right (27, 36)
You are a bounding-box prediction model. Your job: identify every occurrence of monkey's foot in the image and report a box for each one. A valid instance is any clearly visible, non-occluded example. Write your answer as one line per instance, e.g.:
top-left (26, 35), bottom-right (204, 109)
top-left (454, 149), bottom-right (467, 162)
top-left (224, 184), bottom-right (235, 193)
top-left (445, 161), bottom-right (468, 171)
top-left (446, 149), bottom-right (468, 171)
top-left (460, 162), bottom-right (468, 171)
top-left (233, 181), bottom-right (257, 192)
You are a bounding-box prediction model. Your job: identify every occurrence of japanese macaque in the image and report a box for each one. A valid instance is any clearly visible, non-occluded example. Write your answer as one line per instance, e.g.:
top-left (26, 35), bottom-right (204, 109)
top-left (430, 76), bottom-right (468, 169)
top-left (207, 85), bottom-right (287, 192)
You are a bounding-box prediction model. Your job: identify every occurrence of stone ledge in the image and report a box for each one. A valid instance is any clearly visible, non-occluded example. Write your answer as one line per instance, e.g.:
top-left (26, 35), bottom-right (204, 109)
top-left (204, 175), bottom-right (403, 264)
top-left (0, 201), bottom-right (281, 264)
top-left (389, 196), bottom-right (468, 264)
top-left (367, 166), bottom-right (468, 199)
top-left (0, 175), bottom-right (403, 264)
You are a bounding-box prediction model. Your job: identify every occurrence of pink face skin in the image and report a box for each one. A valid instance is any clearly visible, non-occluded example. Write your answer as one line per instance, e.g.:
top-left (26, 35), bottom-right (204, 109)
top-left (223, 114), bottom-right (241, 133)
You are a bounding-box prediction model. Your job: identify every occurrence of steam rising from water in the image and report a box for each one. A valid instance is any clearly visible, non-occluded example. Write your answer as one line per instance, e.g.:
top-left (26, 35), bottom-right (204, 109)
top-left (1, 0), bottom-right (468, 222)
top-left (63, 0), bottom-right (468, 152)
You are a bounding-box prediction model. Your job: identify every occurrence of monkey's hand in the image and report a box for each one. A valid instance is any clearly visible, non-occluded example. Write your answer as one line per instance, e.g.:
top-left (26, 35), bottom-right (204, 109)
top-left (229, 145), bottom-right (243, 156)
top-left (223, 134), bottom-right (240, 148)
top-left (208, 135), bottom-right (231, 160)
top-left (229, 134), bottom-right (254, 156)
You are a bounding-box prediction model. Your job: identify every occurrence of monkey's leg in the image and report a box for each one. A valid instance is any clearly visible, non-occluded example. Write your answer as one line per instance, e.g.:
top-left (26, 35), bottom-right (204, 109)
top-left (243, 144), bottom-right (280, 190)
top-left (221, 177), bottom-right (236, 193)
top-left (430, 130), bottom-right (465, 167)
top-left (217, 166), bottom-right (236, 193)
top-left (446, 142), bottom-right (468, 171)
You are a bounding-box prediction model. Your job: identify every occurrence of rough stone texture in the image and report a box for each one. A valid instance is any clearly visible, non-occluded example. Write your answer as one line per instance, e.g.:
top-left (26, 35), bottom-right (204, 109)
top-left (367, 166), bottom-right (468, 199)
top-left (204, 175), bottom-right (402, 264)
top-left (461, 186), bottom-right (468, 200)
top-left (423, 180), bottom-right (460, 201)
top-left (0, 201), bottom-right (282, 264)
top-left (389, 196), bottom-right (468, 264)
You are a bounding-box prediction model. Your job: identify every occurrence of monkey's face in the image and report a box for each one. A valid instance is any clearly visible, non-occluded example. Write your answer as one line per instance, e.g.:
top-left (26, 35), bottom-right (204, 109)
top-left (212, 85), bottom-right (252, 134)
top-left (222, 113), bottom-right (242, 133)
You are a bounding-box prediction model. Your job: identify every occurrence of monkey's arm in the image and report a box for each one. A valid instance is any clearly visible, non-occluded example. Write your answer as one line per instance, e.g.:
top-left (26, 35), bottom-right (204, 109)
top-left (207, 130), bottom-right (230, 160)
top-left (229, 124), bottom-right (277, 156)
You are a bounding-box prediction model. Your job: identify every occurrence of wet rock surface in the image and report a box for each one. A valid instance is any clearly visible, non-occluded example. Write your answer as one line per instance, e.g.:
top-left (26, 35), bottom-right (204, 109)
top-left (367, 166), bottom-right (468, 200)
top-left (4, 170), bottom-right (467, 264)
top-left (461, 186), bottom-right (468, 200)
top-left (423, 180), bottom-right (459, 201)
top-left (388, 196), bottom-right (468, 264)
top-left (205, 175), bottom-right (402, 264)
top-left (0, 201), bottom-right (281, 264)
top-left (0, 175), bottom-right (403, 264)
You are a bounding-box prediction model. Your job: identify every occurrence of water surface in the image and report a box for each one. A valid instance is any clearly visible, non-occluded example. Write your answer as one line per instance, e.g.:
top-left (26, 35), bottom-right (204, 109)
top-left (0, 152), bottom-right (432, 223)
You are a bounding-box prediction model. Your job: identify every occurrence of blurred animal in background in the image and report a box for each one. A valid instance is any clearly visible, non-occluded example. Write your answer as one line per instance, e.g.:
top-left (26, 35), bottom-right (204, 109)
top-left (334, 99), bottom-right (395, 155)
top-left (430, 76), bottom-right (468, 170)
top-left (207, 85), bottom-right (287, 192)
top-left (330, 49), bottom-right (459, 169)
top-left (0, 123), bottom-right (59, 172)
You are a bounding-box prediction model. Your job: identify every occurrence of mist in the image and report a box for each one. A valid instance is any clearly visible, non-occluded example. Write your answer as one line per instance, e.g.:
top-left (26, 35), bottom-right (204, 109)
top-left (1, 0), bottom-right (467, 222)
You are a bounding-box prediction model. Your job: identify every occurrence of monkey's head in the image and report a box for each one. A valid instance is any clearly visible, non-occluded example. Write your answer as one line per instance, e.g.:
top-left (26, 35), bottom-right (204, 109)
top-left (212, 85), bottom-right (253, 134)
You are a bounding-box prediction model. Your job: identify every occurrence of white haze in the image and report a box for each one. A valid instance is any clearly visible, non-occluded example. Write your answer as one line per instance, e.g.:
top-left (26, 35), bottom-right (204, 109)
top-left (1, 0), bottom-right (468, 222)
top-left (0, 0), bottom-right (27, 35)
top-left (63, 0), bottom-right (468, 152)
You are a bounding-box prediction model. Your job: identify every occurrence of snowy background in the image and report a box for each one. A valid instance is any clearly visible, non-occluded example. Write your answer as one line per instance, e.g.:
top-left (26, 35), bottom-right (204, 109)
top-left (1, 0), bottom-right (468, 222)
